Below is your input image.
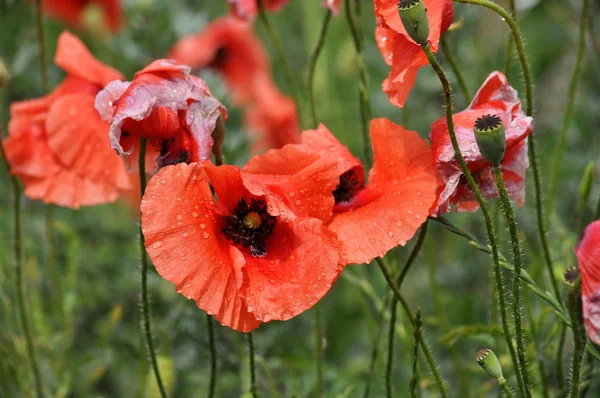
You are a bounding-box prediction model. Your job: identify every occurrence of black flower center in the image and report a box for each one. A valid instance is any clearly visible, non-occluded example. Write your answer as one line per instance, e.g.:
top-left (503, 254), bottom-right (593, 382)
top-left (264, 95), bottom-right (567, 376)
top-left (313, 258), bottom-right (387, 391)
top-left (211, 47), bottom-right (229, 68)
top-left (156, 137), bottom-right (191, 169)
top-left (222, 198), bottom-right (277, 257)
top-left (333, 169), bottom-right (363, 204)
top-left (398, 0), bottom-right (420, 9)
top-left (475, 114), bottom-right (502, 132)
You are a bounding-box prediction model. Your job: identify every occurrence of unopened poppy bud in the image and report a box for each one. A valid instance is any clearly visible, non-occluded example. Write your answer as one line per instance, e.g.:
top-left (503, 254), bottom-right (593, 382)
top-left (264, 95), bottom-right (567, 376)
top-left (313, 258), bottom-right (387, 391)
top-left (0, 59), bottom-right (9, 89)
top-left (577, 162), bottom-right (594, 216)
top-left (476, 348), bottom-right (505, 381)
top-left (474, 114), bottom-right (506, 167)
top-left (563, 267), bottom-right (580, 287)
top-left (211, 115), bottom-right (226, 166)
top-left (398, 0), bottom-right (430, 46)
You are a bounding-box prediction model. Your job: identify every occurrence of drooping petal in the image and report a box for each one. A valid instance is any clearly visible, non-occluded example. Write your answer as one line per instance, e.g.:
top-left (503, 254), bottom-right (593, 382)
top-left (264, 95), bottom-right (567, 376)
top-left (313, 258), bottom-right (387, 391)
top-left (141, 163), bottom-right (261, 332)
top-left (577, 221), bottom-right (600, 345)
top-left (241, 217), bottom-right (341, 322)
top-left (242, 144), bottom-right (340, 222)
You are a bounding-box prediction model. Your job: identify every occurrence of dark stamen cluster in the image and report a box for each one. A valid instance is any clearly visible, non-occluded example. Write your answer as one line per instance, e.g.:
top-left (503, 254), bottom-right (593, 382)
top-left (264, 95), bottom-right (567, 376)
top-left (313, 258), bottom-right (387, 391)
top-left (156, 138), bottom-right (191, 169)
top-left (333, 170), bottom-right (362, 204)
top-left (475, 114), bottom-right (502, 132)
top-left (398, 0), bottom-right (420, 9)
top-left (222, 198), bottom-right (277, 257)
top-left (211, 47), bottom-right (228, 68)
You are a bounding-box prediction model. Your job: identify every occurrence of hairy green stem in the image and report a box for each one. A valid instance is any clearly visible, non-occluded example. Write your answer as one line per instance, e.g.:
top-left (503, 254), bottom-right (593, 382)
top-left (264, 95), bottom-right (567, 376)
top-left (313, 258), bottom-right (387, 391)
top-left (344, 0), bottom-right (372, 166)
top-left (375, 257), bottom-right (447, 398)
top-left (547, 0), bottom-right (590, 218)
top-left (504, 0), bottom-right (516, 79)
top-left (386, 222), bottom-right (428, 397)
top-left (138, 138), bottom-right (167, 398)
top-left (493, 167), bottom-right (531, 395)
top-left (306, 10), bottom-right (332, 128)
top-left (500, 379), bottom-right (515, 398)
top-left (247, 332), bottom-right (258, 398)
top-left (557, 326), bottom-right (566, 392)
top-left (206, 314), bottom-right (216, 398)
top-left (314, 304), bottom-right (323, 397)
top-left (257, 0), bottom-right (304, 127)
top-left (1, 133), bottom-right (44, 397)
top-left (440, 35), bottom-right (471, 104)
top-left (410, 309), bottom-right (422, 398)
top-left (422, 43), bottom-right (526, 397)
top-left (568, 289), bottom-right (585, 398)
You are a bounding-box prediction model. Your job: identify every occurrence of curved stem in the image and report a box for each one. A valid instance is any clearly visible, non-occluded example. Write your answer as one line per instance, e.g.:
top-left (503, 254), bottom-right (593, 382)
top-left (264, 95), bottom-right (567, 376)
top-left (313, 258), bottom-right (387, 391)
top-left (314, 304), bottom-right (323, 397)
top-left (500, 380), bottom-right (515, 398)
top-left (385, 222), bottom-right (428, 397)
top-left (376, 258), bottom-right (447, 398)
top-left (409, 309), bottom-right (422, 398)
top-left (547, 0), bottom-right (590, 218)
top-left (493, 167), bottom-right (531, 396)
top-left (206, 314), bottom-right (216, 398)
top-left (257, 0), bottom-right (304, 127)
top-left (306, 10), bottom-right (332, 128)
top-left (1, 134), bottom-right (44, 397)
top-left (567, 289), bottom-right (585, 398)
top-left (440, 35), bottom-right (471, 104)
top-left (138, 138), bottom-right (167, 398)
top-left (247, 332), bottom-right (258, 398)
top-left (421, 44), bottom-right (526, 397)
top-left (344, 0), bottom-right (372, 167)
top-left (504, 0), bottom-right (516, 79)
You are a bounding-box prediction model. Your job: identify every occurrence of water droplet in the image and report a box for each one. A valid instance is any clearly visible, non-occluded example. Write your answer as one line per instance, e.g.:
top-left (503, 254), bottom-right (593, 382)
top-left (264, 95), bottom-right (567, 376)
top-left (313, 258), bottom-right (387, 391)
top-left (295, 199), bottom-right (301, 205)
top-left (176, 214), bottom-right (183, 221)
top-left (202, 232), bottom-right (210, 239)
top-left (200, 223), bottom-right (206, 229)
top-left (289, 192), bottom-right (295, 198)
top-left (388, 231), bottom-right (394, 238)
top-left (160, 179), bottom-right (166, 185)
top-left (152, 241), bottom-right (163, 248)
top-left (192, 212), bottom-right (199, 218)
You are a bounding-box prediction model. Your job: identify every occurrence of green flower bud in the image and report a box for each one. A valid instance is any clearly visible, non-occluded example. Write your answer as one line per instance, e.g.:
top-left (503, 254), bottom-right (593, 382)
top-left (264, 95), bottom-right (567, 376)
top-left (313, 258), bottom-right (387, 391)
top-left (398, 0), bottom-right (430, 46)
top-left (476, 348), bottom-right (504, 381)
top-left (563, 267), bottom-right (580, 287)
top-left (474, 114), bottom-right (506, 167)
top-left (0, 59), bottom-right (9, 89)
top-left (577, 162), bottom-right (594, 216)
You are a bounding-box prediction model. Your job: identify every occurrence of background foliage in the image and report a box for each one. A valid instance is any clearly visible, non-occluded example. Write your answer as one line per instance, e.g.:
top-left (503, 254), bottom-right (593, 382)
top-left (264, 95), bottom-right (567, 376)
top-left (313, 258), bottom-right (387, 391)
top-left (1, 0), bottom-right (599, 396)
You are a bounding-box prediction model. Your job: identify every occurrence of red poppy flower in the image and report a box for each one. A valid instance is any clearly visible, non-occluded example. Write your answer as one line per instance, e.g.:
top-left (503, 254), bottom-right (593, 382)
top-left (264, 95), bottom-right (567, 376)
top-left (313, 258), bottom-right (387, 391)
top-left (4, 31), bottom-right (130, 208)
top-left (375, 0), bottom-right (454, 107)
top-left (168, 17), bottom-right (270, 105)
top-left (95, 59), bottom-right (227, 172)
top-left (42, 0), bottom-right (121, 33)
top-left (577, 220), bottom-right (600, 345)
top-left (301, 118), bottom-right (439, 265)
top-left (227, 0), bottom-right (291, 20)
top-left (429, 71), bottom-right (534, 215)
top-left (141, 152), bottom-right (342, 332)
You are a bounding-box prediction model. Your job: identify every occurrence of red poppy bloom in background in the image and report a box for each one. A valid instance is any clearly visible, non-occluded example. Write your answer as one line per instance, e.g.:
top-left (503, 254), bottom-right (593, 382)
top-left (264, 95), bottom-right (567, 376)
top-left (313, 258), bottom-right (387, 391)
top-left (322, 0), bottom-right (341, 15)
top-left (168, 17), bottom-right (270, 105)
top-left (227, 0), bottom-right (291, 20)
top-left (577, 220), bottom-right (600, 345)
top-left (42, 0), bottom-right (122, 33)
top-left (168, 18), bottom-right (300, 152)
top-left (4, 31), bottom-right (130, 208)
top-left (430, 71), bottom-right (534, 215)
top-left (375, 0), bottom-right (454, 107)
top-left (95, 60), bottom-right (227, 172)
top-left (301, 119), bottom-right (439, 265)
top-left (141, 154), bottom-right (341, 332)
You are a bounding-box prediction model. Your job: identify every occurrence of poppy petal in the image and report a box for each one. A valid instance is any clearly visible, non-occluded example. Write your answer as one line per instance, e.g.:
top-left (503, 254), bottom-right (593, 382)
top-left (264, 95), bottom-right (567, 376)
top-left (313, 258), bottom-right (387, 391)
top-left (141, 163), bottom-right (261, 332)
top-left (577, 221), bottom-right (600, 345)
top-left (241, 217), bottom-right (341, 322)
top-left (202, 162), bottom-right (251, 216)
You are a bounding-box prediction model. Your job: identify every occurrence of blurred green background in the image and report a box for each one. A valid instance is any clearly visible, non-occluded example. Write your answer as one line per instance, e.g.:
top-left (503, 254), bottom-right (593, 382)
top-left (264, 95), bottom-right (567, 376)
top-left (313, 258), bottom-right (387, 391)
top-left (1, 0), bottom-right (599, 396)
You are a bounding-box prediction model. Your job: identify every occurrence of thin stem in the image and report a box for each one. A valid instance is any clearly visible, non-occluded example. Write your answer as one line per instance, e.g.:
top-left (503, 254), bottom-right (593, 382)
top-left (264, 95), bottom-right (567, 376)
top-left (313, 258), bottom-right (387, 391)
top-left (547, 0), bottom-right (590, 218)
top-left (556, 326), bottom-right (566, 392)
top-left (306, 10), bottom-right (332, 128)
top-left (504, 0), bottom-right (516, 79)
top-left (409, 309), bottom-right (422, 398)
top-left (500, 380), bottom-right (515, 398)
top-left (1, 133), bottom-right (44, 397)
top-left (363, 294), bottom-right (390, 398)
top-left (138, 138), bottom-right (167, 398)
top-left (257, 0), bottom-right (304, 127)
top-left (375, 257), bottom-right (448, 398)
top-left (422, 43), bottom-right (526, 397)
top-left (314, 304), bottom-right (323, 398)
top-left (440, 35), bottom-right (471, 104)
top-left (35, 0), bottom-right (49, 94)
top-left (344, 0), bottom-right (372, 167)
top-left (493, 166), bottom-right (531, 396)
top-left (386, 222), bottom-right (428, 397)
top-left (247, 332), bottom-right (258, 398)
top-left (567, 289), bottom-right (585, 398)
top-left (206, 314), bottom-right (216, 398)
top-left (45, 205), bottom-right (63, 321)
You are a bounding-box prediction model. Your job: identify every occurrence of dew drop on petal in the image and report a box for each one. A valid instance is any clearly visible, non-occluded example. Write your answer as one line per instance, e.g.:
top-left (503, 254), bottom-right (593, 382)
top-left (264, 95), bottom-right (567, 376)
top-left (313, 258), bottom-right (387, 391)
top-left (202, 232), bottom-right (210, 239)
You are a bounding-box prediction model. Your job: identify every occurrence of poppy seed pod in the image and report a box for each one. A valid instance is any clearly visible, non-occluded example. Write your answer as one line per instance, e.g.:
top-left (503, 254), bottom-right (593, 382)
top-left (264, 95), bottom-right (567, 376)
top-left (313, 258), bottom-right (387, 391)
top-left (0, 59), bottom-right (8, 89)
top-left (476, 348), bottom-right (505, 381)
top-left (397, 0), bottom-right (430, 46)
top-left (474, 114), bottom-right (506, 167)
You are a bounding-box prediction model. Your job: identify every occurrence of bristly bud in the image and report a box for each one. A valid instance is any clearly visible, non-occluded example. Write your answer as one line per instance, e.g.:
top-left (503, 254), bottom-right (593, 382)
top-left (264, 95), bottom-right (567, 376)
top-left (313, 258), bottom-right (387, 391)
top-left (476, 348), bottom-right (504, 381)
top-left (0, 59), bottom-right (9, 89)
top-left (474, 114), bottom-right (506, 167)
top-left (398, 0), bottom-right (430, 46)
top-left (577, 162), bottom-right (594, 216)
top-left (563, 267), bottom-right (580, 287)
